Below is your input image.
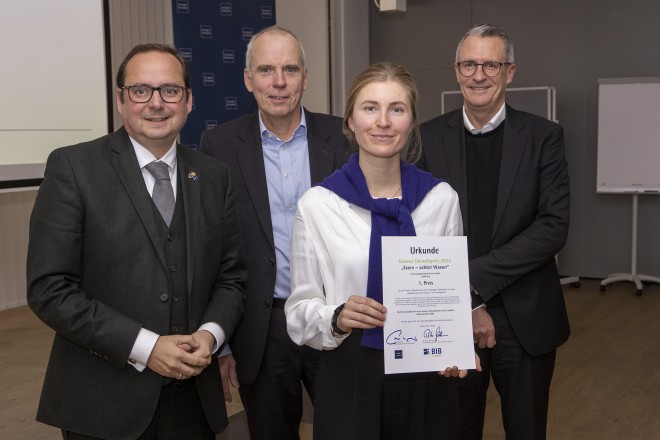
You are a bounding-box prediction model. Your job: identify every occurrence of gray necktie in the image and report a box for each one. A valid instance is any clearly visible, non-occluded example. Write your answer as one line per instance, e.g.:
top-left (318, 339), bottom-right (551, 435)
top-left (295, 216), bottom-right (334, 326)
top-left (145, 161), bottom-right (175, 226)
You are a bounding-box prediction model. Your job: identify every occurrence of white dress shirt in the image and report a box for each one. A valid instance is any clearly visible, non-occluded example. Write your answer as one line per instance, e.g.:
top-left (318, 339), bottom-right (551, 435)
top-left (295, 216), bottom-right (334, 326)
top-left (463, 103), bottom-right (506, 134)
top-left (285, 183), bottom-right (463, 351)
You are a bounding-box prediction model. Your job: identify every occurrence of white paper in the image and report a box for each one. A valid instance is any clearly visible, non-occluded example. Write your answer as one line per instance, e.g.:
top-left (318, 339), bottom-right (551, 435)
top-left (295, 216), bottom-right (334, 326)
top-left (382, 236), bottom-right (475, 374)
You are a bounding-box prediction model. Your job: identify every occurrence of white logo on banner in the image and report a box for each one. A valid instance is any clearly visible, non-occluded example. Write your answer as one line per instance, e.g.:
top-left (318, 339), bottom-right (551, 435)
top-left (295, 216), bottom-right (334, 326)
top-left (241, 27), bottom-right (254, 41)
top-left (220, 3), bottom-right (232, 16)
top-left (203, 73), bottom-right (215, 86)
top-left (176, 0), bottom-right (189, 14)
top-left (225, 97), bottom-right (238, 110)
top-left (200, 25), bottom-right (212, 39)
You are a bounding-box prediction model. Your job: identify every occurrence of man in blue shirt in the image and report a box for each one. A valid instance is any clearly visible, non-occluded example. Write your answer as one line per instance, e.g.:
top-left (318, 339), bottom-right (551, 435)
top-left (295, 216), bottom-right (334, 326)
top-left (199, 25), bottom-right (350, 439)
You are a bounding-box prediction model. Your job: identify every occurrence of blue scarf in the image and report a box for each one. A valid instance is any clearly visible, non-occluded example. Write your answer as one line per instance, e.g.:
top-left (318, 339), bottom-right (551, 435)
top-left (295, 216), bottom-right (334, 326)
top-left (318, 153), bottom-right (443, 349)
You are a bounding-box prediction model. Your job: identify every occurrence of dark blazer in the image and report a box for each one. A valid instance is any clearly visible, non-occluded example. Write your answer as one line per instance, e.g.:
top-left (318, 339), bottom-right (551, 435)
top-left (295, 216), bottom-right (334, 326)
top-left (27, 127), bottom-right (246, 440)
top-left (419, 105), bottom-right (570, 356)
top-left (199, 109), bottom-right (350, 385)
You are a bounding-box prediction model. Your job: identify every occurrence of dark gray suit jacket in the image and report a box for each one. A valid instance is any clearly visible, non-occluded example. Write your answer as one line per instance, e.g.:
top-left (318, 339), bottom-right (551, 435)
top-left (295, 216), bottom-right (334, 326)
top-left (27, 127), bottom-right (246, 439)
top-left (419, 105), bottom-right (571, 356)
top-left (199, 109), bottom-right (350, 385)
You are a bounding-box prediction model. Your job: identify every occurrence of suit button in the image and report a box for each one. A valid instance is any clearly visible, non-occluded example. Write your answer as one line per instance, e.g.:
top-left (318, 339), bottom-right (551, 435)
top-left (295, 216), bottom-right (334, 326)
top-left (268, 259), bottom-right (275, 267)
top-left (160, 293), bottom-right (169, 302)
top-left (263, 300), bottom-right (272, 308)
top-left (173, 296), bottom-right (180, 303)
top-left (169, 265), bottom-right (177, 272)
top-left (167, 233), bottom-right (175, 241)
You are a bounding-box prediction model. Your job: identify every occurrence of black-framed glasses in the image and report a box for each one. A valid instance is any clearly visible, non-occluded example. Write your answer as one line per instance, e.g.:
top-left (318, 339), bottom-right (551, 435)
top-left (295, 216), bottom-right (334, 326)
top-left (121, 85), bottom-right (187, 103)
top-left (456, 61), bottom-right (511, 77)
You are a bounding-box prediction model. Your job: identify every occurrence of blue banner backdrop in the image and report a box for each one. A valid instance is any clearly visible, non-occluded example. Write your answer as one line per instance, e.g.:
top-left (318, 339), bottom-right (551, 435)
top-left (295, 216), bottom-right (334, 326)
top-left (171, 0), bottom-right (276, 149)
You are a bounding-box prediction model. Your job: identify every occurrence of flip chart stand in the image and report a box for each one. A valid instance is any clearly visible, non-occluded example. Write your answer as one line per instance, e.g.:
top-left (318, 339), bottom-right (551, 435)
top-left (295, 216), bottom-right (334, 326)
top-left (600, 194), bottom-right (660, 295)
top-left (560, 274), bottom-right (580, 288)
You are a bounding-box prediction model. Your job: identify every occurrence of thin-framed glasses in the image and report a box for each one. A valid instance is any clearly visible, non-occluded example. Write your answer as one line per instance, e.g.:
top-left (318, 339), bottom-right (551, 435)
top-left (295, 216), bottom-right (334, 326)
top-left (121, 85), bottom-right (187, 103)
top-left (456, 61), bottom-right (511, 77)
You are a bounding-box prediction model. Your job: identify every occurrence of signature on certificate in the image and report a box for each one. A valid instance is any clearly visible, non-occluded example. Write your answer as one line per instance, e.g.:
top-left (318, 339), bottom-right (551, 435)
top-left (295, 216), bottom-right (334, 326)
top-left (385, 330), bottom-right (418, 345)
top-left (423, 327), bottom-right (447, 343)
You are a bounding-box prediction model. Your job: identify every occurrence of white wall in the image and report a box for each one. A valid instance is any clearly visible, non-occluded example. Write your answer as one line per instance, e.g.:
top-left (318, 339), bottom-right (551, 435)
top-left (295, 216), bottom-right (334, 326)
top-left (0, 190), bottom-right (35, 310)
top-left (275, 0), bottom-right (330, 113)
top-left (276, 0), bottom-right (370, 116)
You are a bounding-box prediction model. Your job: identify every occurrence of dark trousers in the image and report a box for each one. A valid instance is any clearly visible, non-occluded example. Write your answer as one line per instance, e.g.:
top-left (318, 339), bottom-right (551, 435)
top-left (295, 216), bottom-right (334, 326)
top-left (239, 306), bottom-right (319, 440)
top-left (314, 330), bottom-right (459, 440)
top-left (458, 306), bottom-right (556, 440)
top-left (62, 378), bottom-right (214, 440)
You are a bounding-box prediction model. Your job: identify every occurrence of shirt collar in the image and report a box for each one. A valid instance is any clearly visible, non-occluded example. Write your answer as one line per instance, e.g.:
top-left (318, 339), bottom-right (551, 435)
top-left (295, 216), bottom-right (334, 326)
top-left (462, 103), bottom-right (506, 135)
top-left (130, 137), bottom-right (177, 171)
top-left (259, 107), bottom-right (307, 143)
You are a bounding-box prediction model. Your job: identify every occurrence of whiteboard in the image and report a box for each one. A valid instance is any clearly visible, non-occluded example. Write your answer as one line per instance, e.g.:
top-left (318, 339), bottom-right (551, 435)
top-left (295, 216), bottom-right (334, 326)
top-left (597, 78), bottom-right (660, 193)
top-left (0, 0), bottom-right (108, 183)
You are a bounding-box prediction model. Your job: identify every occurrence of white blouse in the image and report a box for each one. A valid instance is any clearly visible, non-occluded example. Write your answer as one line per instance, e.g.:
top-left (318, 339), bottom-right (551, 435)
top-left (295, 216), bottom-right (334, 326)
top-left (285, 182), bottom-right (463, 351)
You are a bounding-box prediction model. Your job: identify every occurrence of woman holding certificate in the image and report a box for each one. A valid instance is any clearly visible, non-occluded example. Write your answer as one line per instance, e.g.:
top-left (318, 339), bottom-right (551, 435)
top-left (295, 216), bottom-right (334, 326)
top-left (285, 62), bottom-right (478, 439)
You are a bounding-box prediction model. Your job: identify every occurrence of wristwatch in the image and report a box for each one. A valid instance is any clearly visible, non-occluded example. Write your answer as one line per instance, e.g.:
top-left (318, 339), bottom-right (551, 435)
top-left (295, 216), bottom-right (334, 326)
top-left (331, 303), bottom-right (348, 337)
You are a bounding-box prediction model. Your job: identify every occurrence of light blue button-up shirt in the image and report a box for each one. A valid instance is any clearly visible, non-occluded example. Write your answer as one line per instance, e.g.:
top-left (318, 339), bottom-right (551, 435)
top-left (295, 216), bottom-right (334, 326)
top-left (259, 109), bottom-right (311, 300)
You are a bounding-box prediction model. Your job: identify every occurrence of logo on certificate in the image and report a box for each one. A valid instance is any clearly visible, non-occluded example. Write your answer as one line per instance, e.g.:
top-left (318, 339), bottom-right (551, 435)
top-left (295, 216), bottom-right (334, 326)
top-left (394, 350), bottom-right (403, 359)
top-left (423, 347), bottom-right (443, 357)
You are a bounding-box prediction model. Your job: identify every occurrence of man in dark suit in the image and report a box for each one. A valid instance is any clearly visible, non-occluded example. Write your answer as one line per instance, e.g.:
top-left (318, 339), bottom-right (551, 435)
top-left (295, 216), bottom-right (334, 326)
top-left (199, 26), bottom-right (350, 439)
top-left (27, 44), bottom-right (245, 440)
top-left (417, 24), bottom-right (571, 439)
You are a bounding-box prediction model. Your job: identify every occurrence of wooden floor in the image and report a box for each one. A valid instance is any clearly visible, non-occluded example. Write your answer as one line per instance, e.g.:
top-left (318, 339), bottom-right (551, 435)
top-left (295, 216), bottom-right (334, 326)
top-left (2, 279), bottom-right (659, 439)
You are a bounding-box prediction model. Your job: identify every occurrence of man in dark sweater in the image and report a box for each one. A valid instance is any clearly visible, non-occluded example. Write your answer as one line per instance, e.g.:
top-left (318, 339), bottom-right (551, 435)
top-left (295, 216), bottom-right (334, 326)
top-left (416, 24), bottom-right (571, 440)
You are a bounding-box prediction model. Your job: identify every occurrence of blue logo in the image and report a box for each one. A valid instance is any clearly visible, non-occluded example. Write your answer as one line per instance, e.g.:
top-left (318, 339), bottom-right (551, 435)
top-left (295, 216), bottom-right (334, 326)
top-left (222, 50), bottom-right (235, 63)
top-left (424, 347), bottom-right (442, 357)
top-left (423, 348), bottom-right (429, 355)
top-left (394, 350), bottom-right (403, 359)
top-left (179, 48), bottom-right (192, 62)
top-left (205, 120), bottom-right (217, 130)
top-left (200, 25), bottom-right (212, 39)
top-left (176, 0), bottom-right (189, 14)
top-left (220, 3), bottom-right (232, 16)
top-left (225, 97), bottom-right (238, 110)
top-left (202, 73), bottom-right (215, 86)
top-left (242, 27), bottom-right (254, 41)
top-left (261, 6), bottom-right (273, 20)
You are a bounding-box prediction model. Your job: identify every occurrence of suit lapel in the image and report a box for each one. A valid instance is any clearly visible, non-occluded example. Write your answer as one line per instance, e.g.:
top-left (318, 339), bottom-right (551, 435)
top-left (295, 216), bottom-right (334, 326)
top-left (177, 147), bottom-right (200, 294)
top-left (494, 106), bottom-right (526, 235)
top-left (305, 109), bottom-right (339, 184)
top-left (235, 115), bottom-right (275, 250)
top-left (109, 128), bottom-right (169, 271)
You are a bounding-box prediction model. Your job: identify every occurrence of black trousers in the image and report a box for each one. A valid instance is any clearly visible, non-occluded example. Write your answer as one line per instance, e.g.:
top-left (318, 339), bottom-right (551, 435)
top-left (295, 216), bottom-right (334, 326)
top-left (313, 330), bottom-right (460, 440)
top-left (239, 306), bottom-right (319, 440)
top-left (62, 378), bottom-right (214, 440)
top-left (457, 306), bottom-right (557, 440)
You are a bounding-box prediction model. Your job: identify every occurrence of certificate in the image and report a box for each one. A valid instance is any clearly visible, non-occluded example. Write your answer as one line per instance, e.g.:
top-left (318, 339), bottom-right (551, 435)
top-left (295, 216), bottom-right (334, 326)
top-left (382, 236), bottom-right (475, 374)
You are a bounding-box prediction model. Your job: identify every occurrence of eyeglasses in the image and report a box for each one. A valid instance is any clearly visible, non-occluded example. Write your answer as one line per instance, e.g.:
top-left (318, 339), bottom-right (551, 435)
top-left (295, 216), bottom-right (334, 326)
top-left (121, 85), bottom-right (187, 103)
top-left (456, 61), bottom-right (511, 77)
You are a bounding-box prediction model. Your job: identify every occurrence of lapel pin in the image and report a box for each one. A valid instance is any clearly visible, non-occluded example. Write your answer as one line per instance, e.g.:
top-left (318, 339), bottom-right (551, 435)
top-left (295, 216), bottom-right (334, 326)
top-left (188, 171), bottom-right (198, 181)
